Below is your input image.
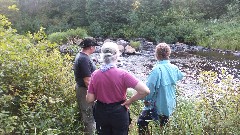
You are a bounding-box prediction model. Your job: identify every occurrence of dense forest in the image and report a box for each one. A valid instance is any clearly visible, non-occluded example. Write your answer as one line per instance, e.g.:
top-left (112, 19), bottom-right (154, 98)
top-left (1, 0), bottom-right (240, 50)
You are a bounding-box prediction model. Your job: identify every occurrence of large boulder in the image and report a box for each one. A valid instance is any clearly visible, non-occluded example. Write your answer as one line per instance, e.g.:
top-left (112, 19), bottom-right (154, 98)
top-left (125, 45), bottom-right (136, 54)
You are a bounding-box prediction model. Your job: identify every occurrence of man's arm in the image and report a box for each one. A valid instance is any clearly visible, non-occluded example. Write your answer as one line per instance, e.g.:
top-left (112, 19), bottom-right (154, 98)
top-left (83, 77), bottom-right (91, 87)
top-left (86, 92), bottom-right (95, 103)
top-left (86, 74), bottom-right (95, 103)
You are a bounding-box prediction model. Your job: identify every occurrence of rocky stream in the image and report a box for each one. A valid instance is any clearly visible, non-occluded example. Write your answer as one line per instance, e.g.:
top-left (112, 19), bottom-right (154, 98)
top-left (90, 40), bottom-right (240, 99)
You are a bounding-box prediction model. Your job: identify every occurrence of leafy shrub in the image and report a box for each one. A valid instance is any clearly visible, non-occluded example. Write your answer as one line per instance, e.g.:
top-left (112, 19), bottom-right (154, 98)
top-left (196, 20), bottom-right (240, 50)
top-left (48, 31), bottom-right (68, 44)
top-left (121, 26), bottom-right (138, 39)
top-left (88, 21), bottom-right (107, 38)
top-left (48, 27), bottom-right (88, 44)
top-left (137, 21), bottom-right (159, 42)
top-left (129, 70), bottom-right (240, 134)
top-left (66, 28), bottom-right (88, 39)
top-left (196, 70), bottom-right (240, 134)
top-left (130, 40), bottom-right (141, 51)
top-left (0, 15), bottom-right (81, 134)
top-left (174, 19), bottom-right (200, 45)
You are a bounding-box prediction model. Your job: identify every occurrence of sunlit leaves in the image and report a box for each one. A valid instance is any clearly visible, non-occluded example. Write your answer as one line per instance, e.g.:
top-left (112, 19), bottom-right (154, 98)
top-left (132, 0), bottom-right (140, 10)
top-left (128, 70), bottom-right (239, 134)
top-left (0, 14), bottom-right (11, 27)
top-left (0, 15), bottom-right (78, 134)
top-left (8, 4), bottom-right (19, 11)
top-left (196, 70), bottom-right (240, 134)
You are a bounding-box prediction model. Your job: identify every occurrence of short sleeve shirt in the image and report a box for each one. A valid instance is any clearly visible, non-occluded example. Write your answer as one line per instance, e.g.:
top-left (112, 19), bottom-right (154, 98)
top-left (73, 52), bottom-right (96, 87)
top-left (88, 67), bottom-right (139, 104)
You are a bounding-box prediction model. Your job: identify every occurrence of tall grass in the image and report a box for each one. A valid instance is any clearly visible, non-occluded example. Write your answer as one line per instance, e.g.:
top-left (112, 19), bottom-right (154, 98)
top-left (129, 70), bottom-right (240, 134)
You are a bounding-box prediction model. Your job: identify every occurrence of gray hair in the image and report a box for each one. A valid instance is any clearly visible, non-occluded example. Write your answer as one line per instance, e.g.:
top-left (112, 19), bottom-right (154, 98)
top-left (101, 42), bottom-right (120, 64)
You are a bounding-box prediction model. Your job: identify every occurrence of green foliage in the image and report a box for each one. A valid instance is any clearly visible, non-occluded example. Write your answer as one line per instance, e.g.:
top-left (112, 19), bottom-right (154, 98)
top-left (0, 0), bottom-right (18, 19)
top-left (135, 0), bottom-right (169, 22)
top-left (121, 26), bottom-right (138, 39)
top-left (197, 70), bottom-right (239, 134)
top-left (130, 40), bottom-right (141, 50)
top-left (0, 15), bottom-right (81, 134)
top-left (194, 0), bottom-right (234, 19)
top-left (88, 21), bottom-right (105, 37)
top-left (3, 0), bottom-right (89, 34)
top-left (224, 0), bottom-right (240, 21)
top-left (48, 31), bottom-right (68, 44)
top-left (136, 21), bottom-right (160, 42)
top-left (129, 70), bottom-right (240, 134)
top-left (119, 12), bottom-right (139, 39)
top-left (1, 0), bottom-right (239, 51)
top-left (48, 27), bottom-right (88, 44)
top-left (0, 111), bottom-right (18, 133)
top-left (66, 28), bottom-right (88, 39)
top-left (174, 19), bottom-right (200, 45)
top-left (86, 0), bottom-right (133, 38)
top-left (1, 15), bottom-right (240, 134)
top-left (197, 20), bottom-right (240, 50)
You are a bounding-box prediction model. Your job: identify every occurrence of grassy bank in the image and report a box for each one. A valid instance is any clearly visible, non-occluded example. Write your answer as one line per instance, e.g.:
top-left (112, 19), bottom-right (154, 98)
top-left (129, 71), bottom-right (240, 134)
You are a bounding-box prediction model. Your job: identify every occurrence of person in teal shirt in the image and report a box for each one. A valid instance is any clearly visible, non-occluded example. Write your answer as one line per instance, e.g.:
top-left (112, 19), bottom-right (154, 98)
top-left (137, 43), bottom-right (184, 134)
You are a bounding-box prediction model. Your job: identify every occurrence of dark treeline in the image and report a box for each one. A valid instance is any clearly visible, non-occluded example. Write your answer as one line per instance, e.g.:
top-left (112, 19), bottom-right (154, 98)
top-left (1, 0), bottom-right (240, 50)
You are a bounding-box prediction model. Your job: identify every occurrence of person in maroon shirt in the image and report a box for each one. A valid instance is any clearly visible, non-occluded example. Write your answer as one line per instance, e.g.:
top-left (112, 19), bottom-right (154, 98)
top-left (86, 42), bottom-right (150, 135)
top-left (73, 38), bottom-right (99, 135)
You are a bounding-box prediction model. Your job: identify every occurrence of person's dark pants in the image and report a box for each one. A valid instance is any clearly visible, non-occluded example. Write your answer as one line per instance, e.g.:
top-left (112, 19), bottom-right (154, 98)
top-left (137, 109), bottom-right (169, 134)
top-left (93, 100), bottom-right (130, 135)
top-left (75, 85), bottom-right (95, 135)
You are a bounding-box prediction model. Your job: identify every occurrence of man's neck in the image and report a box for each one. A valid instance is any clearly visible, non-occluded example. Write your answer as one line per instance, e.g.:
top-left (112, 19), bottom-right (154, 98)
top-left (81, 50), bottom-right (91, 56)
